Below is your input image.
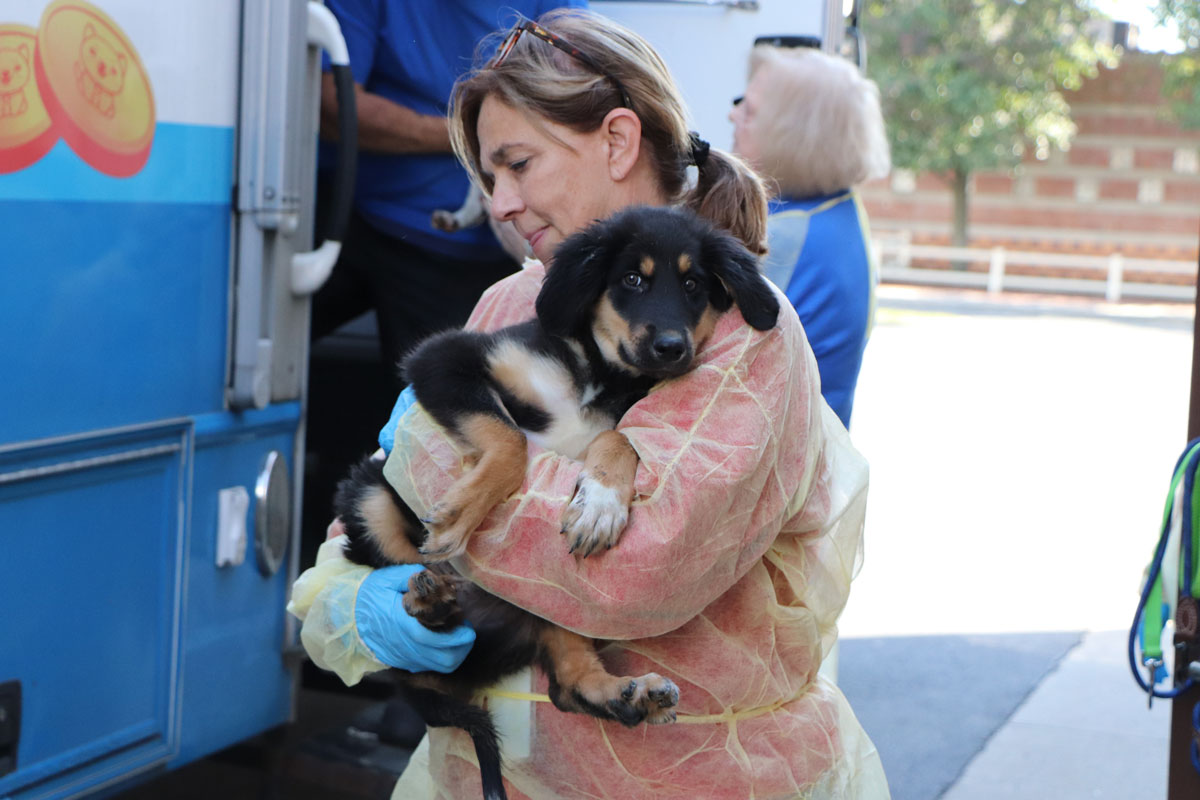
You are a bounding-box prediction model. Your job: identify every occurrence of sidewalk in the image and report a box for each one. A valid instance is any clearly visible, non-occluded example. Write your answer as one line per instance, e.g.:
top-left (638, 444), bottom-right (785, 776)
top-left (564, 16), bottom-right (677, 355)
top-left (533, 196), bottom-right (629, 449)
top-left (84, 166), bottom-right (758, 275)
top-left (836, 285), bottom-right (1191, 799)
top-left (941, 630), bottom-right (1169, 800)
top-left (837, 629), bottom-right (1170, 800)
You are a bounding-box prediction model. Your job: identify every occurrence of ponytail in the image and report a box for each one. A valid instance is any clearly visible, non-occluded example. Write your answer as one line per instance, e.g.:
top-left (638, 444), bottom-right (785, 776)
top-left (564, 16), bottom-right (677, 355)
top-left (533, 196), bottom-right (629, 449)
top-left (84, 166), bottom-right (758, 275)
top-left (686, 148), bottom-right (769, 257)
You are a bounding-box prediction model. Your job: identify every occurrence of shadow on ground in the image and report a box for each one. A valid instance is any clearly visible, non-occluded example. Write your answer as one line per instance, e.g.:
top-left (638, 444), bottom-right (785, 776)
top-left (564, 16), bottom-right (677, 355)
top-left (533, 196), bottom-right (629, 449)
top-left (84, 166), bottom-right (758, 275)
top-left (839, 632), bottom-right (1082, 800)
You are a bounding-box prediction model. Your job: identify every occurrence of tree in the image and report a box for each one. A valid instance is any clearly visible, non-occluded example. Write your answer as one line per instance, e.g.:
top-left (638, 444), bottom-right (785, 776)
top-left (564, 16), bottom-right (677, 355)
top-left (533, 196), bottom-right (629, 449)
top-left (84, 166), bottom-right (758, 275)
top-left (1154, 1), bottom-right (1200, 129)
top-left (863, 0), bottom-right (1113, 247)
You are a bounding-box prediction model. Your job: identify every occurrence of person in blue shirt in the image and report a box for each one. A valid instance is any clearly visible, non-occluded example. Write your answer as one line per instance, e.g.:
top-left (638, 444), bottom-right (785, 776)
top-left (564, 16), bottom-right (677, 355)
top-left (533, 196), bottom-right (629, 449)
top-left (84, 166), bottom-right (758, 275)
top-left (306, 0), bottom-right (585, 750)
top-left (314, 0), bottom-right (585, 383)
top-left (729, 45), bottom-right (890, 428)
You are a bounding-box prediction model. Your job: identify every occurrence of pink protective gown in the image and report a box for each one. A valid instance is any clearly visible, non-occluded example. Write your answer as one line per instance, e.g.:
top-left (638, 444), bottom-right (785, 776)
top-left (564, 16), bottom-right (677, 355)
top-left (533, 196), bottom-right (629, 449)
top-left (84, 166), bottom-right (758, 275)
top-left (380, 260), bottom-right (888, 799)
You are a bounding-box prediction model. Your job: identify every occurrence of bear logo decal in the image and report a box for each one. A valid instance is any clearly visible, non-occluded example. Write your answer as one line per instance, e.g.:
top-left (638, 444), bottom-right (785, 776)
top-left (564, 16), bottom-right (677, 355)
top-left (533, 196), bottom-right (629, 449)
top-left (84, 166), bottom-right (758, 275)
top-left (74, 22), bottom-right (125, 118)
top-left (0, 42), bottom-right (30, 119)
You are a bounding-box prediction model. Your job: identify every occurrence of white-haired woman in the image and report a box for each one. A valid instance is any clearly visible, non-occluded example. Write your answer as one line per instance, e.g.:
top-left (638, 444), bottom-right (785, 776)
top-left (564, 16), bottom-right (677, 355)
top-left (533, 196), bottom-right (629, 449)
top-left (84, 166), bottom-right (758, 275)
top-left (730, 46), bottom-right (891, 428)
top-left (292, 10), bottom-right (889, 799)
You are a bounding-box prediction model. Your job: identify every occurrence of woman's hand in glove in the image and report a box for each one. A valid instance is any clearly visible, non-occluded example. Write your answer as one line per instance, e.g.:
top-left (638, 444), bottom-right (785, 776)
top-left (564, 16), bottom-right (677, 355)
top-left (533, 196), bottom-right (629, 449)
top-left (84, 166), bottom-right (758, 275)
top-left (354, 563), bottom-right (475, 673)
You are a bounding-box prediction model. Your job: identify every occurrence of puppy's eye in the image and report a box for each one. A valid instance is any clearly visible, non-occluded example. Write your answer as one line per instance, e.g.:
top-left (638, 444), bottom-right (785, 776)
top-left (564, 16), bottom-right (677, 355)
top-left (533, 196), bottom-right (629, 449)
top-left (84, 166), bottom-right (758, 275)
top-left (623, 273), bottom-right (644, 289)
top-left (683, 277), bottom-right (698, 293)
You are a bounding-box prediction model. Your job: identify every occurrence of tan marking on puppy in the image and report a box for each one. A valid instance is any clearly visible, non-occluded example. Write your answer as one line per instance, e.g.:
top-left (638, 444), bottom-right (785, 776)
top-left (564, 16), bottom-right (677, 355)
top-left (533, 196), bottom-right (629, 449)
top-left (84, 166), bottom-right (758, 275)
top-left (692, 305), bottom-right (722, 352)
top-left (360, 486), bottom-right (424, 564)
top-left (591, 294), bottom-right (637, 372)
top-left (420, 413), bottom-right (527, 561)
top-left (541, 627), bottom-right (630, 705)
top-left (487, 340), bottom-right (561, 415)
top-left (677, 252), bottom-right (692, 274)
top-left (540, 627), bottom-right (680, 725)
top-left (640, 255), bottom-right (655, 276)
top-left (580, 430), bottom-right (638, 493)
top-left (488, 339), bottom-right (612, 459)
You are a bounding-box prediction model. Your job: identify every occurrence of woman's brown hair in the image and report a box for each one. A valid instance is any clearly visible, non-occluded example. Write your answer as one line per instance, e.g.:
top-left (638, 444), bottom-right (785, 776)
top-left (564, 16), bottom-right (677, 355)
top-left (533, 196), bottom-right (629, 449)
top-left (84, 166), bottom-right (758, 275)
top-left (448, 9), bottom-right (767, 255)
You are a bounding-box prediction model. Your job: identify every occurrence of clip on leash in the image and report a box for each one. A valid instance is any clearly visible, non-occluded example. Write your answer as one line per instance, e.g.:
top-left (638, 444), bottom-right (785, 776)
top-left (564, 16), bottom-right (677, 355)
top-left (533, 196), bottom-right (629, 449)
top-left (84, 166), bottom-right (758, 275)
top-left (1129, 437), bottom-right (1200, 772)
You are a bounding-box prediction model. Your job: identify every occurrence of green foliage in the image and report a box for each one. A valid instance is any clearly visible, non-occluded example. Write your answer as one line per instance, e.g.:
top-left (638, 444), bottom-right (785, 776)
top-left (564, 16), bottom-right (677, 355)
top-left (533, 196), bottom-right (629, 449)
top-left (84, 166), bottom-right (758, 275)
top-left (1155, 0), bottom-right (1200, 128)
top-left (864, 0), bottom-right (1114, 178)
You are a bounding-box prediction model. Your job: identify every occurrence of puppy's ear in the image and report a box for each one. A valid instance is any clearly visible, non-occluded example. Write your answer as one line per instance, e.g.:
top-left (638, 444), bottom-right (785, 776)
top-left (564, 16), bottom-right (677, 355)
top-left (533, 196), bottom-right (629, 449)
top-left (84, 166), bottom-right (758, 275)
top-left (703, 231), bottom-right (780, 331)
top-left (536, 220), bottom-right (618, 338)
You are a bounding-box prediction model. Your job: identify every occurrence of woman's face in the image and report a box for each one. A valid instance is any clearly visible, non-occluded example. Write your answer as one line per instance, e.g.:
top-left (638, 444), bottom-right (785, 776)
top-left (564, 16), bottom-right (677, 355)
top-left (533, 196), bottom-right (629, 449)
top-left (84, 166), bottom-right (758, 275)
top-left (729, 70), bottom-right (767, 168)
top-left (477, 95), bottom-right (623, 264)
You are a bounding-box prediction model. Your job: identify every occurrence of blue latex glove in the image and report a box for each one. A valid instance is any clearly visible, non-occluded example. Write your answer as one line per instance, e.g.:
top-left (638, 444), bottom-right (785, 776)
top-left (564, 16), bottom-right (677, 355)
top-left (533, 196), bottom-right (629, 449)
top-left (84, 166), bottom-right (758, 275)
top-left (379, 385), bottom-right (417, 455)
top-left (354, 564), bottom-right (475, 673)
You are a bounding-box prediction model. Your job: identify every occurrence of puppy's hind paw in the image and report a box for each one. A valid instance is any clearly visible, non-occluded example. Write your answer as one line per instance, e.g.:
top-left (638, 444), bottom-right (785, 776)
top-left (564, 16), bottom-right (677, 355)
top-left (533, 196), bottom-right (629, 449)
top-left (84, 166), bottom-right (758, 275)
top-left (402, 569), bottom-right (463, 630)
top-left (606, 674), bottom-right (680, 727)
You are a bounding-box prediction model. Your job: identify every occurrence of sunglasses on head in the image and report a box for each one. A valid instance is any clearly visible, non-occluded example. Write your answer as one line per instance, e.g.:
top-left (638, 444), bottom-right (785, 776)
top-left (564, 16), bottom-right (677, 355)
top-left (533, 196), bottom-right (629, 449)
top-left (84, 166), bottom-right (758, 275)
top-left (491, 20), bottom-right (633, 110)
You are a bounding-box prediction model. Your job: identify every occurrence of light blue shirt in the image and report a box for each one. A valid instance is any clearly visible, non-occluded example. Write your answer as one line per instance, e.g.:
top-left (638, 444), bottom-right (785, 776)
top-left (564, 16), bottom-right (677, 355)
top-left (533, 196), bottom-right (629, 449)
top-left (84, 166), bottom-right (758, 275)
top-left (763, 191), bottom-right (876, 427)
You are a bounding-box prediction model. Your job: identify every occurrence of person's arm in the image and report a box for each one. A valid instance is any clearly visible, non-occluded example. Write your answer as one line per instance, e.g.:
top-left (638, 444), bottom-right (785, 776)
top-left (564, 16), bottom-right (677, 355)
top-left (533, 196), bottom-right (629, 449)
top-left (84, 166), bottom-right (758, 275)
top-left (385, 293), bottom-right (823, 641)
top-left (318, 0), bottom-right (450, 154)
top-left (319, 73), bottom-right (451, 154)
top-left (288, 541), bottom-right (475, 686)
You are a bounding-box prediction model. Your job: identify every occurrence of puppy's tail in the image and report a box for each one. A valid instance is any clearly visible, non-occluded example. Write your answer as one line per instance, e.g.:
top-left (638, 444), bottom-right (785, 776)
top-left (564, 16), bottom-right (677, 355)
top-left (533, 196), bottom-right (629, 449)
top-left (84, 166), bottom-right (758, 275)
top-left (402, 686), bottom-right (506, 800)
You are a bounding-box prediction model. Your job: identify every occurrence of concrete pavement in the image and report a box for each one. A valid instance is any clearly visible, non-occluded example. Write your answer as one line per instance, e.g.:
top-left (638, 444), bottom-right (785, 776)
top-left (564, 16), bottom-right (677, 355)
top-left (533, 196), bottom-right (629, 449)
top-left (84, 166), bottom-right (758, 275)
top-left (835, 285), bottom-right (1192, 799)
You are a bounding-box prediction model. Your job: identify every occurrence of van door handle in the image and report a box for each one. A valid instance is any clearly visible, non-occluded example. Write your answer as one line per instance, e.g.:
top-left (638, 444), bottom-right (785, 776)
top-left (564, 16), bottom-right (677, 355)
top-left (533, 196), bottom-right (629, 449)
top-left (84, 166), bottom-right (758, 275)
top-left (292, 2), bottom-right (356, 296)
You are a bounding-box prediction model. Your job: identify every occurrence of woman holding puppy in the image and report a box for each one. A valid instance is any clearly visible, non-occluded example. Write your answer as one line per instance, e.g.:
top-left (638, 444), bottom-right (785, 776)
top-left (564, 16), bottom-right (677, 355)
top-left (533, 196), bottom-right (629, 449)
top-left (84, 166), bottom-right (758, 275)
top-left (295, 9), bottom-right (889, 799)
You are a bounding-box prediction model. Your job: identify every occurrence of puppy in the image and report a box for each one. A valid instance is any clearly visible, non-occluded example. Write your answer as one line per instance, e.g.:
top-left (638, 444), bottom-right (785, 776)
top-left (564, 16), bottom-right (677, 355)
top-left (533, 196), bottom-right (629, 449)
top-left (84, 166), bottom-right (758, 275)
top-left (431, 182), bottom-right (489, 233)
top-left (432, 182), bottom-right (532, 263)
top-left (335, 205), bottom-right (779, 800)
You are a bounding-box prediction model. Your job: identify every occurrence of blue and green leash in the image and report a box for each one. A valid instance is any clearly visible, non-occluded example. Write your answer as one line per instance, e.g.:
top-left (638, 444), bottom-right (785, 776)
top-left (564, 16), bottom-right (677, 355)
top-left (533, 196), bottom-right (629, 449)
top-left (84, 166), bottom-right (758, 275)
top-left (1130, 437), bottom-right (1200, 771)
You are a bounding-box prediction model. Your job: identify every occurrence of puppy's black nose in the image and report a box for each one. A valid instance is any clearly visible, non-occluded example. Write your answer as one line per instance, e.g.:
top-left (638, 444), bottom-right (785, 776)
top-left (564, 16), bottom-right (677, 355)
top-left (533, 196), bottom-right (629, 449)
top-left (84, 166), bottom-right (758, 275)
top-left (652, 332), bottom-right (687, 362)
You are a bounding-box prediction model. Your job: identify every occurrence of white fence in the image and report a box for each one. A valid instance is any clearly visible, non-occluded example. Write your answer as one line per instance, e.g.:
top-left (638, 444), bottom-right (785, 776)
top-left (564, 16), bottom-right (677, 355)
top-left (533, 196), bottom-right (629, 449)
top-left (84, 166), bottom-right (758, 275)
top-left (873, 231), bottom-right (1198, 303)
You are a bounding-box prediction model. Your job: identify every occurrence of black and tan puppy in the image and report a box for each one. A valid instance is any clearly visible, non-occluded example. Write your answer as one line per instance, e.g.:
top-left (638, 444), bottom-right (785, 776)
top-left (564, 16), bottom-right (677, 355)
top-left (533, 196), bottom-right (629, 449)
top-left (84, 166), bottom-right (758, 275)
top-left (334, 205), bottom-right (779, 800)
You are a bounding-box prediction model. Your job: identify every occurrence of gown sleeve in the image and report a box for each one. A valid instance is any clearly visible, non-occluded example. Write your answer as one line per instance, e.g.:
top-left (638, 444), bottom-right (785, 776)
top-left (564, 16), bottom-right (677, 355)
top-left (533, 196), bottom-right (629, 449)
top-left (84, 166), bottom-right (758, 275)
top-left (383, 268), bottom-right (829, 640)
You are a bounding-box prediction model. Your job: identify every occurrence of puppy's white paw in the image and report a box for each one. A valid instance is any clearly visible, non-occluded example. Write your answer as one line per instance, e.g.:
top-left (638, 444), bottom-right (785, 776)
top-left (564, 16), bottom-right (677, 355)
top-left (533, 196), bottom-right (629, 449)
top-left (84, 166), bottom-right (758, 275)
top-left (561, 471), bottom-right (629, 557)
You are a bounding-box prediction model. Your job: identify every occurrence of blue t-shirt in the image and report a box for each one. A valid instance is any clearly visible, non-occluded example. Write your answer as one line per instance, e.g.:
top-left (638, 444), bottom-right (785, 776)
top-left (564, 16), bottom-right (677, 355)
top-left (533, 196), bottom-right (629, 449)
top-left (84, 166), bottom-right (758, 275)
top-left (323, 0), bottom-right (585, 259)
top-left (761, 191), bottom-right (875, 428)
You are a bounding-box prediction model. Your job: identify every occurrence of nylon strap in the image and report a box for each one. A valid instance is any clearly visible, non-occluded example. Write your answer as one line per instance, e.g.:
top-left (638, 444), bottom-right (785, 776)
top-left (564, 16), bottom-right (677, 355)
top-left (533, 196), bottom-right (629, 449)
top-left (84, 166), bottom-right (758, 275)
top-left (480, 686), bottom-right (810, 726)
top-left (1142, 441), bottom-right (1200, 660)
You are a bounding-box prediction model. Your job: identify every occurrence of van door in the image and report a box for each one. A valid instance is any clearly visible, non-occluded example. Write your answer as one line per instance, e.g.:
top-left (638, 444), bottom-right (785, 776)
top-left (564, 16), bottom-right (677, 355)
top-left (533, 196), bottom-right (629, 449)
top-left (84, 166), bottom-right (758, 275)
top-left (0, 1), bottom-right (336, 796)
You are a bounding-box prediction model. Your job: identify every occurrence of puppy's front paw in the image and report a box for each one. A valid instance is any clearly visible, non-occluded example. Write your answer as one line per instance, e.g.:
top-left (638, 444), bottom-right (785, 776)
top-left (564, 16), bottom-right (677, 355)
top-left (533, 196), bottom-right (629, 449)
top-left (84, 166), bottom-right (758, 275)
top-left (561, 470), bottom-right (629, 557)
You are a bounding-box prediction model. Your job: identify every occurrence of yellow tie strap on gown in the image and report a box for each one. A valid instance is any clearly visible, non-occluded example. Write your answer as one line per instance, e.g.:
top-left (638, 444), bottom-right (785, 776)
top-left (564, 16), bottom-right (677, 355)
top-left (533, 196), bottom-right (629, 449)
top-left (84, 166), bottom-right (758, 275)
top-left (479, 686), bottom-right (812, 725)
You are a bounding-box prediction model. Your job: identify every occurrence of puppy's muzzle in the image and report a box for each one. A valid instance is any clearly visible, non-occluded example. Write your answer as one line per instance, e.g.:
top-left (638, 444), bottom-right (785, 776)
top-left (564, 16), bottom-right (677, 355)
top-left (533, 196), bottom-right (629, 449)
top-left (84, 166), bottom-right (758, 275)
top-left (631, 329), bottom-right (694, 378)
top-left (652, 332), bottom-right (687, 363)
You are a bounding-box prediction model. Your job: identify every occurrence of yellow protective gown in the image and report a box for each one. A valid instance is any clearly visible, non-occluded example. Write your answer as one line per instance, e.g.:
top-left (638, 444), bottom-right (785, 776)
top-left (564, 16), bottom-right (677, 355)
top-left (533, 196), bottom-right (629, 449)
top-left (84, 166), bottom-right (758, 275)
top-left (373, 259), bottom-right (889, 800)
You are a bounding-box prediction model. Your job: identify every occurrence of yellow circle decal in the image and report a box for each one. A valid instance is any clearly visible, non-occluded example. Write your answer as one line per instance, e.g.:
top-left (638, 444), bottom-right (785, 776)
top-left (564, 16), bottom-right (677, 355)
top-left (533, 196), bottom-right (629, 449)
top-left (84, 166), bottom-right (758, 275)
top-left (36, 0), bottom-right (155, 176)
top-left (0, 24), bottom-right (56, 173)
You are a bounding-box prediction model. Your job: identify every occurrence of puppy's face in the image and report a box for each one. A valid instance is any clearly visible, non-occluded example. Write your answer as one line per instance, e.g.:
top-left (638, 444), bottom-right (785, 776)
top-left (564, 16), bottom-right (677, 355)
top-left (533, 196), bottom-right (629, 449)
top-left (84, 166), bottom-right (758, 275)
top-left (591, 243), bottom-right (718, 379)
top-left (537, 206), bottom-right (780, 380)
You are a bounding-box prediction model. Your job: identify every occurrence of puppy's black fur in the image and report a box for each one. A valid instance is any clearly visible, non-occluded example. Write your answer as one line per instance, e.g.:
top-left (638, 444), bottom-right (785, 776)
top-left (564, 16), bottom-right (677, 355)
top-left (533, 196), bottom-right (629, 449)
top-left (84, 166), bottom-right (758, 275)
top-left (333, 206), bottom-right (779, 800)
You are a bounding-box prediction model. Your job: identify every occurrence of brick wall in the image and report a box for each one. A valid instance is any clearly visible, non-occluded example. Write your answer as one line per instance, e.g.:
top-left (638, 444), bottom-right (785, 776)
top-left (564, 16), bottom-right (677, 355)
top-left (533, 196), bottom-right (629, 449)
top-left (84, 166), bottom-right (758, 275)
top-left (861, 53), bottom-right (1200, 265)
